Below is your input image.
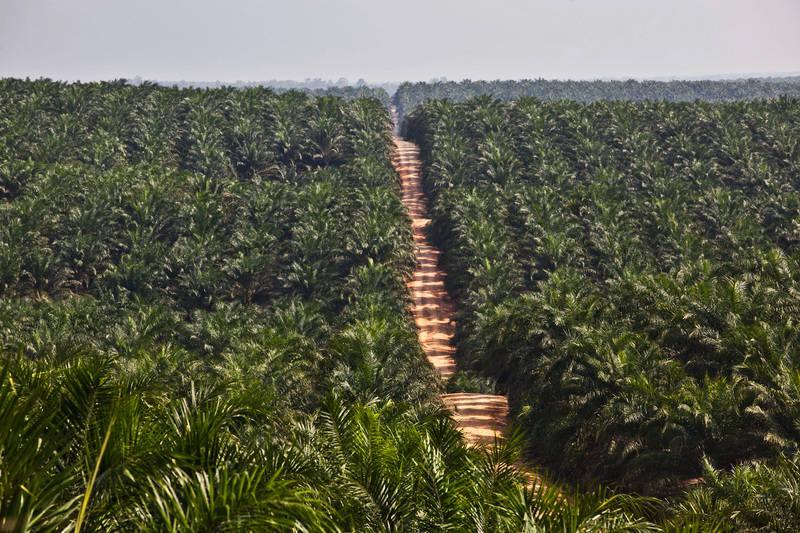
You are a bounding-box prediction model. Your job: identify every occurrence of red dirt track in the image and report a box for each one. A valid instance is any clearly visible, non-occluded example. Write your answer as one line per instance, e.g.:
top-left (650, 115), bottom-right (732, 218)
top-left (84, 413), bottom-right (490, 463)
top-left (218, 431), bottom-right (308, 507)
top-left (393, 137), bottom-right (510, 445)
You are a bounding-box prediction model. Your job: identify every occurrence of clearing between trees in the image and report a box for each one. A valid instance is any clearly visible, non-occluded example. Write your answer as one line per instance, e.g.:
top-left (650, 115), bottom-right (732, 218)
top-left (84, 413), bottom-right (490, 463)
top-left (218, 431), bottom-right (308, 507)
top-left (393, 136), bottom-right (509, 445)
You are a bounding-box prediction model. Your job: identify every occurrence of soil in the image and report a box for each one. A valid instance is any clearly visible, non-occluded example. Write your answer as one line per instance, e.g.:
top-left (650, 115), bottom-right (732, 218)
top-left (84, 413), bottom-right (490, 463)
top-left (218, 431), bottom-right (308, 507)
top-left (393, 136), bottom-right (510, 446)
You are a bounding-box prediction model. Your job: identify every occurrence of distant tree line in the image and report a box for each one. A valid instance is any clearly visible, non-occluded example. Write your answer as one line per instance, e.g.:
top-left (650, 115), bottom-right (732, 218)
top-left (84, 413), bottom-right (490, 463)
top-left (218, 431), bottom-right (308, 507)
top-left (137, 77), bottom-right (393, 106)
top-left (395, 77), bottom-right (800, 119)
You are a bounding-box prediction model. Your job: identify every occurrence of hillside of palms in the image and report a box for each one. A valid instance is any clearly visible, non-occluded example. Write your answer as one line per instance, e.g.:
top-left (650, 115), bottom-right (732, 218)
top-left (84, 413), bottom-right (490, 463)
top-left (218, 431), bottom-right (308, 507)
top-left (1, 77), bottom-right (800, 531)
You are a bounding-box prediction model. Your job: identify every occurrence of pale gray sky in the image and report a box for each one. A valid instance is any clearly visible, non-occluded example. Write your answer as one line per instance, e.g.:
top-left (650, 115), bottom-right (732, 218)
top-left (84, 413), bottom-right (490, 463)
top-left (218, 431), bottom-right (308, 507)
top-left (1, 0), bottom-right (798, 82)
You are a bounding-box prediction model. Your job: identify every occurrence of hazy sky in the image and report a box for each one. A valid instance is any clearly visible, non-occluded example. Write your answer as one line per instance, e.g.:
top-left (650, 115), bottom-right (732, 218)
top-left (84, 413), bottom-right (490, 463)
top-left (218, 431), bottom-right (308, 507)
top-left (1, 0), bottom-right (799, 82)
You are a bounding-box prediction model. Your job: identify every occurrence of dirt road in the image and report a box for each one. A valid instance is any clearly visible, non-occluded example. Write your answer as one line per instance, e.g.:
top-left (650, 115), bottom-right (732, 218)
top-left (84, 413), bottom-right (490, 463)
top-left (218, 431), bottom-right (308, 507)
top-left (393, 137), bottom-right (510, 445)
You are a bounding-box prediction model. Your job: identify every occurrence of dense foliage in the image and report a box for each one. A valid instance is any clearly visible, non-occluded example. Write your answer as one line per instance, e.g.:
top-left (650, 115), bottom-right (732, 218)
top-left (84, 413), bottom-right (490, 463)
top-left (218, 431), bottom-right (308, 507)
top-left (0, 79), bottom-right (680, 531)
top-left (405, 96), bottom-right (800, 519)
top-left (0, 79), bottom-right (427, 406)
top-left (395, 78), bottom-right (800, 120)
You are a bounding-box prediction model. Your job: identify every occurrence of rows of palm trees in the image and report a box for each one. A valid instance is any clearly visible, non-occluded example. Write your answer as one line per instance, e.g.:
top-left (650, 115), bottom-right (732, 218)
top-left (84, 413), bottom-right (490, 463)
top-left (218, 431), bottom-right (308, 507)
top-left (394, 78), bottom-right (800, 121)
top-left (405, 96), bottom-right (800, 528)
top-left (0, 79), bottom-right (687, 530)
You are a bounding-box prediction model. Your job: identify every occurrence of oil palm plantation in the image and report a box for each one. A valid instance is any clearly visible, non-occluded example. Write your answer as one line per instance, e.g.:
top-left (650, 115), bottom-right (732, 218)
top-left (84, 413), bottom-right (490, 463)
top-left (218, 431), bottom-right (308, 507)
top-left (405, 95), bottom-right (800, 520)
top-left (0, 79), bottom-right (678, 531)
